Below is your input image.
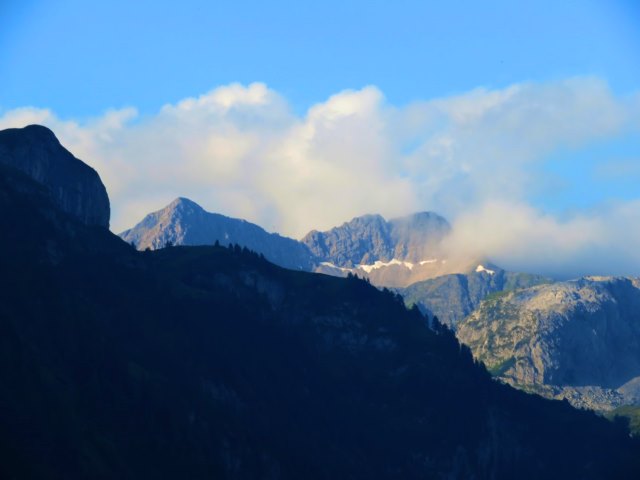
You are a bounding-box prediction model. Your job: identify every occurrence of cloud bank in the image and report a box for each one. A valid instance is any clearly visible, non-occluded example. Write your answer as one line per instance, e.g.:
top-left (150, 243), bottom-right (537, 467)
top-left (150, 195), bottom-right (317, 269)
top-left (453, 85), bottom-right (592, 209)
top-left (1, 78), bottom-right (639, 278)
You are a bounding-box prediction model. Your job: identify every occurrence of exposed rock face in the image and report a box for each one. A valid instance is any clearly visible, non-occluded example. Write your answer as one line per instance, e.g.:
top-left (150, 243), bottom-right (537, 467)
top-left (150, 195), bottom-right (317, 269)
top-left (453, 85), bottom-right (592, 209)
top-left (0, 125), bottom-right (110, 228)
top-left (302, 212), bottom-right (451, 266)
top-left (120, 204), bottom-right (460, 283)
top-left (121, 207), bottom-right (458, 285)
top-left (119, 197), bottom-right (316, 270)
top-left (519, 382), bottom-right (640, 412)
top-left (303, 212), bottom-right (454, 286)
top-left (457, 277), bottom-right (640, 410)
top-left (311, 255), bottom-right (484, 289)
top-left (388, 212), bottom-right (452, 261)
top-left (401, 267), bottom-right (551, 328)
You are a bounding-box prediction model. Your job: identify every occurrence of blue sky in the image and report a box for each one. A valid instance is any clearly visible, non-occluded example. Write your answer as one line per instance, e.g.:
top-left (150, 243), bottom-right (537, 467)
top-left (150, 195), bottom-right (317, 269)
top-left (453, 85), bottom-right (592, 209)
top-left (2, 0), bottom-right (639, 116)
top-left (1, 0), bottom-right (640, 277)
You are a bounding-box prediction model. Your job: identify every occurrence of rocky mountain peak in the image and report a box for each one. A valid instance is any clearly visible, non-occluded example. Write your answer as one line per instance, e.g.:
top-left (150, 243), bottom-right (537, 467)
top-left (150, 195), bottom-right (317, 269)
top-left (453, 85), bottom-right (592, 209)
top-left (390, 211), bottom-right (449, 227)
top-left (166, 196), bottom-right (205, 212)
top-left (17, 124), bottom-right (59, 143)
top-left (119, 198), bottom-right (316, 270)
top-left (0, 124), bottom-right (110, 228)
top-left (156, 197), bottom-right (209, 223)
top-left (301, 211), bottom-right (451, 268)
top-left (346, 213), bottom-right (387, 227)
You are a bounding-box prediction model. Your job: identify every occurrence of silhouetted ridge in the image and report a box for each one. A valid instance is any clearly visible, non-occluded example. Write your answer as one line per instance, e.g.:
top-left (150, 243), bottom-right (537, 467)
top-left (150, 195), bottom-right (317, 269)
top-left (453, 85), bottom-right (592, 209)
top-left (0, 124), bottom-right (110, 227)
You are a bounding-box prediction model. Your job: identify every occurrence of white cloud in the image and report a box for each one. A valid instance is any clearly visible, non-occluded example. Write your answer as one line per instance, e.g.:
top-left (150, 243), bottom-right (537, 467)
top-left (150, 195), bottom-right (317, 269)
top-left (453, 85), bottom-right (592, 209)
top-left (446, 199), bottom-right (640, 279)
top-left (1, 78), bottom-right (639, 277)
top-left (401, 77), bottom-right (632, 215)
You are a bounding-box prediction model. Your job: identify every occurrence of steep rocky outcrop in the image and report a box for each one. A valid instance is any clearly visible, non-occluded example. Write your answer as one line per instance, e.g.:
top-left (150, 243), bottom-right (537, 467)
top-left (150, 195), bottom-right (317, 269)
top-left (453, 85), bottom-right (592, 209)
top-left (457, 277), bottom-right (640, 410)
top-left (0, 125), bottom-right (110, 227)
top-left (303, 212), bottom-right (455, 286)
top-left (119, 197), bottom-right (316, 270)
top-left (302, 212), bottom-right (450, 266)
top-left (401, 266), bottom-right (551, 328)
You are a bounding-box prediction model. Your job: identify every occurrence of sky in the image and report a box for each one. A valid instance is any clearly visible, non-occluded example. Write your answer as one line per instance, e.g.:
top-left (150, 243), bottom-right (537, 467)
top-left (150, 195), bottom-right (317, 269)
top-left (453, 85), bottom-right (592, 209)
top-left (1, 0), bottom-right (640, 278)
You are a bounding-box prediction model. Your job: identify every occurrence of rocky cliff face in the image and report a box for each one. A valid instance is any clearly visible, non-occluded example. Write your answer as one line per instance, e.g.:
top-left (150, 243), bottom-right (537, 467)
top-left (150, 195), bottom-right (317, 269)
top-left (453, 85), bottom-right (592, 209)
top-left (119, 203), bottom-right (460, 284)
top-left (457, 277), bottom-right (640, 410)
top-left (0, 125), bottom-right (110, 228)
top-left (302, 212), bottom-right (454, 286)
top-left (302, 212), bottom-right (451, 266)
top-left (401, 267), bottom-right (551, 328)
top-left (120, 206), bottom-right (459, 285)
top-left (119, 197), bottom-right (316, 270)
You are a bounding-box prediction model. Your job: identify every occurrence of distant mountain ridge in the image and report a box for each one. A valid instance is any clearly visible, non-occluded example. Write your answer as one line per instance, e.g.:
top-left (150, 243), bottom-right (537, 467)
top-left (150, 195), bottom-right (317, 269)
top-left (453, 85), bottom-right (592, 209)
top-left (302, 211), bottom-right (450, 266)
top-left (119, 200), bottom-right (465, 286)
top-left (119, 197), bottom-right (316, 270)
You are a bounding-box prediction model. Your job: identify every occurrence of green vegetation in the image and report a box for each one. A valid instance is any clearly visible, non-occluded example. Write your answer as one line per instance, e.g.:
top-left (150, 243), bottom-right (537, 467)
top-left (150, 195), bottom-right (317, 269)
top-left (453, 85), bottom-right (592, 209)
top-left (484, 290), bottom-right (510, 303)
top-left (503, 273), bottom-right (552, 291)
top-left (488, 357), bottom-right (517, 377)
top-left (607, 405), bottom-right (640, 436)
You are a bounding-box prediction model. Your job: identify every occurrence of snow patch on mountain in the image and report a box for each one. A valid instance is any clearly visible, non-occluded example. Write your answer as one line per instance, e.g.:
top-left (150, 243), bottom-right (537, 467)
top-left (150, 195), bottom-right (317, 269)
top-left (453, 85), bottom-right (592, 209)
top-left (476, 264), bottom-right (495, 275)
top-left (319, 262), bottom-right (354, 273)
top-left (357, 259), bottom-right (415, 273)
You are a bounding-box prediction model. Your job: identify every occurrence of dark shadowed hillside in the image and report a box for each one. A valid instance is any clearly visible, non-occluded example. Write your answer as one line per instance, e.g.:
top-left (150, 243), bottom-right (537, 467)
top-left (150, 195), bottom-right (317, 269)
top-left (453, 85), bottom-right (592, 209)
top-left (0, 124), bottom-right (110, 228)
top-left (1, 127), bottom-right (639, 479)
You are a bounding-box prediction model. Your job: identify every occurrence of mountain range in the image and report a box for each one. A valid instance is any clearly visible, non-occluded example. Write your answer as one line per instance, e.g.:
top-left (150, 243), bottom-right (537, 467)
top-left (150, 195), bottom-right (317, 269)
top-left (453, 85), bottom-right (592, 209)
top-left (118, 166), bottom-right (640, 416)
top-left (119, 198), bottom-right (478, 287)
top-left (2, 125), bottom-right (640, 477)
top-left (120, 197), bottom-right (316, 270)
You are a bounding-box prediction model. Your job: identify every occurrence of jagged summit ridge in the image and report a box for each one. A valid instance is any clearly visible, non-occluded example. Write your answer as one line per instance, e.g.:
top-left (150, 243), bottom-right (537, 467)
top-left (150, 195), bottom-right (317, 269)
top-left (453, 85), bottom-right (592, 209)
top-left (167, 196), bottom-right (205, 211)
top-left (0, 124), bottom-right (110, 227)
top-left (301, 211), bottom-right (451, 267)
top-left (120, 203), bottom-right (457, 284)
top-left (301, 211), bottom-right (455, 286)
top-left (119, 197), bottom-right (316, 270)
